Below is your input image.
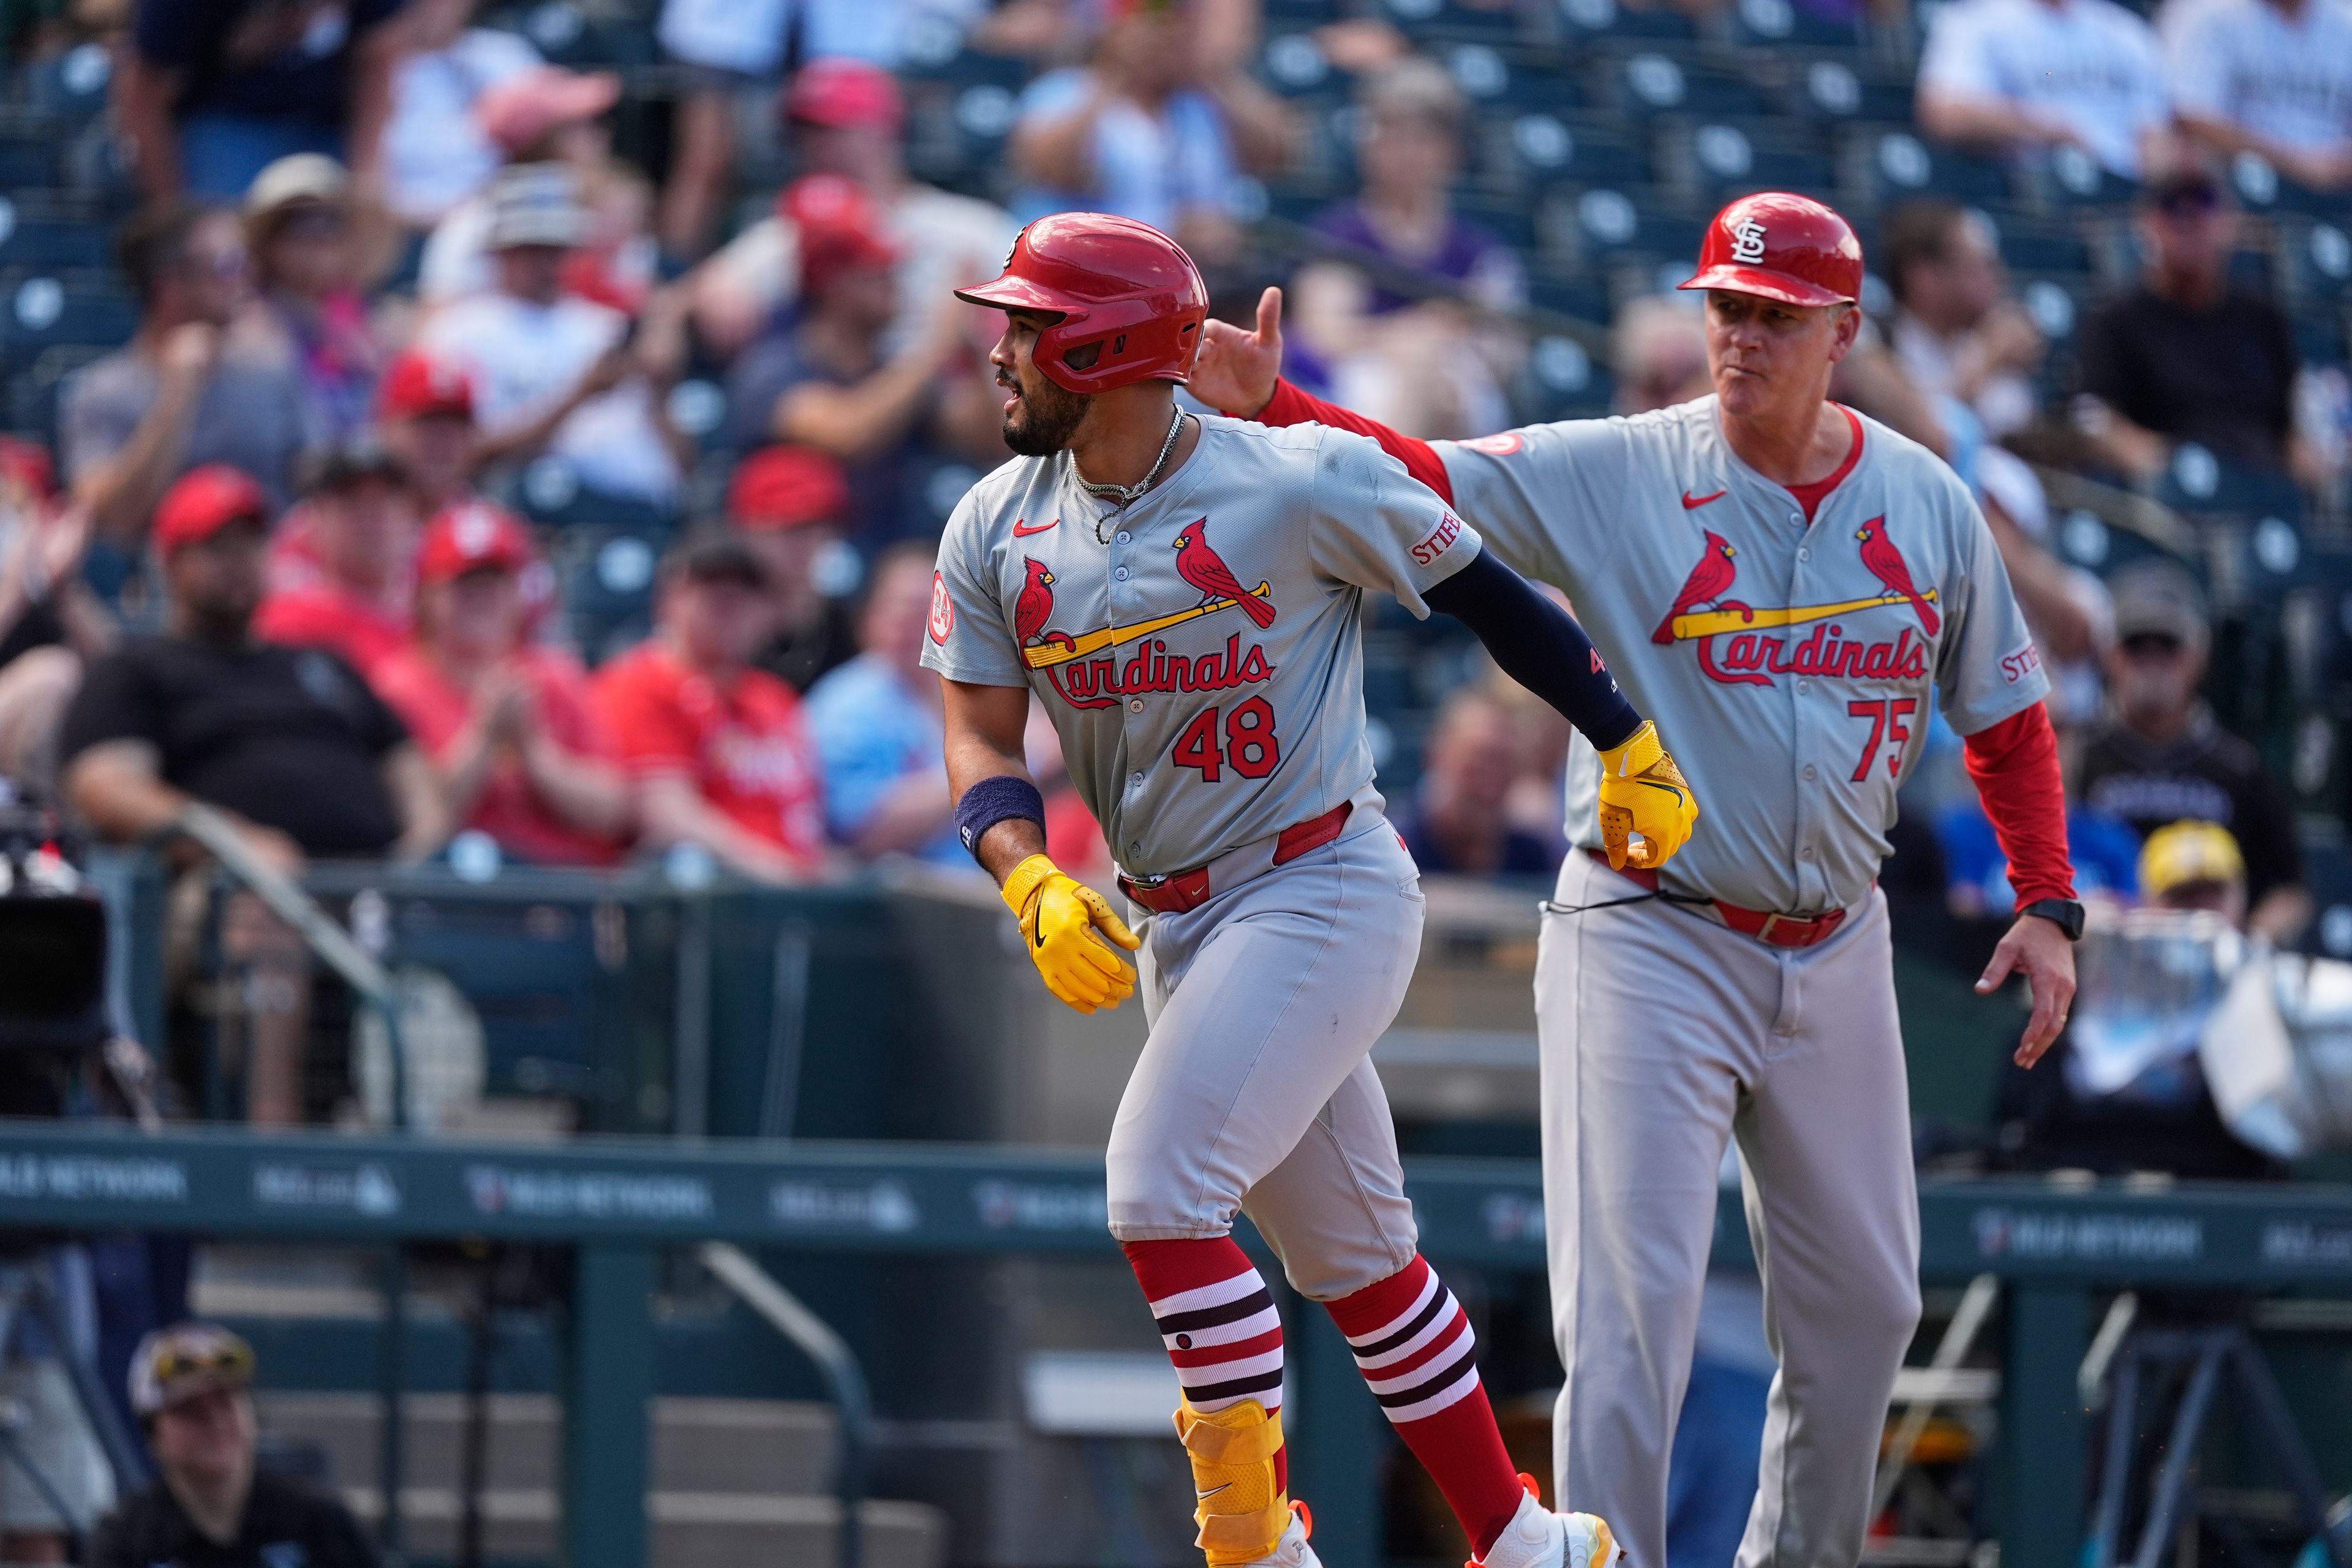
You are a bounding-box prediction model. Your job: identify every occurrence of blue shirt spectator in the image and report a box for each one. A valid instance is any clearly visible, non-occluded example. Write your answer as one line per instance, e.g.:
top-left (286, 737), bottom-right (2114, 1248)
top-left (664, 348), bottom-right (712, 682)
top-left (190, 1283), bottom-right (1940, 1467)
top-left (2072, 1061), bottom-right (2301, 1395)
top-left (802, 545), bottom-right (965, 866)
top-left (1936, 799), bottom-right (2142, 915)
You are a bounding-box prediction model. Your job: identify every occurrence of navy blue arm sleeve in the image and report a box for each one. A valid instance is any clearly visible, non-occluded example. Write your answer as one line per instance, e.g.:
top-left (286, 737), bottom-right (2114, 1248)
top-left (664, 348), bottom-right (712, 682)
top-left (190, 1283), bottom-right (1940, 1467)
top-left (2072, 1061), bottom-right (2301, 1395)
top-left (1423, 550), bottom-right (1645, 750)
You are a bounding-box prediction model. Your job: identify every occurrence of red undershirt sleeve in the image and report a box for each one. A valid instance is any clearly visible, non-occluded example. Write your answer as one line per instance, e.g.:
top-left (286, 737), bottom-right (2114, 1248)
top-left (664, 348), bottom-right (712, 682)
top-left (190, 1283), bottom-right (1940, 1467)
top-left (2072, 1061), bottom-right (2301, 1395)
top-left (1961, 702), bottom-right (2077, 908)
top-left (1245, 378), bottom-right (1457, 503)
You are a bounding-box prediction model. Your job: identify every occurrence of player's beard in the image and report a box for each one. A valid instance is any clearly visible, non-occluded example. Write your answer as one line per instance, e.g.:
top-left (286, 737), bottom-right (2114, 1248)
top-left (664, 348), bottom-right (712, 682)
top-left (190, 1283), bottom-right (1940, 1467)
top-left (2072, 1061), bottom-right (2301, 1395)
top-left (1001, 370), bottom-right (1090, 456)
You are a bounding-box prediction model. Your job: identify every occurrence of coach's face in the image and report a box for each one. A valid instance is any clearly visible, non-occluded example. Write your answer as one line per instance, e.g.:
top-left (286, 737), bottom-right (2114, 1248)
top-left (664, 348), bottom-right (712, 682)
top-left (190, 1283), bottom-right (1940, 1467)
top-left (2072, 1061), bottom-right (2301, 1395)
top-left (1704, 290), bottom-right (1858, 420)
top-left (992, 307), bottom-right (1092, 456)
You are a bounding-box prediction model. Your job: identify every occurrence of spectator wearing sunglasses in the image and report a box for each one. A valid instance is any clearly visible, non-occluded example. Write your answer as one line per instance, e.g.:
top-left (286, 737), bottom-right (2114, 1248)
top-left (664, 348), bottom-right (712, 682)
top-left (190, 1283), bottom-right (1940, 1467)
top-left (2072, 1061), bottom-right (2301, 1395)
top-left (230, 155), bottom-right (398, 446)
top-left (2072, 160), bottom-right (2304, 480)
top-left (88, 1324), bottom-right (379, 1568)
top-left (2074, 560), bottom-right (2309, 941)
top-left (60, 203), bottom-right (310, 551)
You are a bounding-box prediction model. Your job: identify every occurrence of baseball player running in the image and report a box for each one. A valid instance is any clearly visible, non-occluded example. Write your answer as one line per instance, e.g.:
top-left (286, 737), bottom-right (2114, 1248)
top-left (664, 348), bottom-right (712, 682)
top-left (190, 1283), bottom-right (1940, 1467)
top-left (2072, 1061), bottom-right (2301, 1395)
top-left (926, 213), bottom-right (1700, 1568)
top-left (1188, 192), bottom-right (2082, 1567)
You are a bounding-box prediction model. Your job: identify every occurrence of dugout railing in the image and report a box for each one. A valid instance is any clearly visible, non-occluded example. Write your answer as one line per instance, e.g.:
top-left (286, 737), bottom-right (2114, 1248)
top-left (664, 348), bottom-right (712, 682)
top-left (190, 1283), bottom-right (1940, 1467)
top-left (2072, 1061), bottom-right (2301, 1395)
top-left (6, 1121), bottom-right (2352, 1567)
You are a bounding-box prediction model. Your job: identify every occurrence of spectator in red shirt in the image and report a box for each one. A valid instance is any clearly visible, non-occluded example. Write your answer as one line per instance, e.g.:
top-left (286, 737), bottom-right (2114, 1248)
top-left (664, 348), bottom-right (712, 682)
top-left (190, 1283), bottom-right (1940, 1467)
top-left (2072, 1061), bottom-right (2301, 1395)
top-left (731, 444), bottom-right (861, 692)
top-left (372, 502), bottom-right (630, 866)
top-left (374, 348), bottom-right (483, 510)
top-left (253, 438), bottom-right (420, 680)
top-left (594, 532), bottom-right (828, 882)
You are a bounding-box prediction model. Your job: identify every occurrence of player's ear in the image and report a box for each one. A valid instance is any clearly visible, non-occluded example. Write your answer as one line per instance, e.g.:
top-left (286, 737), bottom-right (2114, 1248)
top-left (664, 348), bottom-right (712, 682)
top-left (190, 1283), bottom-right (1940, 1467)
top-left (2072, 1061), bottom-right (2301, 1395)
top-left (1826, 301), bottom-right (1861, 363)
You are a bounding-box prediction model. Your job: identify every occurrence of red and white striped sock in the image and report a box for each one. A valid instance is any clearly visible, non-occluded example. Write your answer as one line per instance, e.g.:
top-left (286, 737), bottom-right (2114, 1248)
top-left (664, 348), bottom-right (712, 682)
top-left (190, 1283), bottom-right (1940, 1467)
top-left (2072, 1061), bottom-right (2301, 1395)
top-left (1123, 1238), bottom-right (1286, 1417)
top-left (1325, 1254), bottom-right (1525, 1558)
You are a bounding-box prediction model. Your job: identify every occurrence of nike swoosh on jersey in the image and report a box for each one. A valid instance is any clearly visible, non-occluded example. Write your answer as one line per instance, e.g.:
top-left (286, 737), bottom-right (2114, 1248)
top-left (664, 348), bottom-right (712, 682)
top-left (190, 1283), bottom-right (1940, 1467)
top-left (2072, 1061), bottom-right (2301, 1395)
top-left (1012, 518), bottom-right (1060, 537)
top-left (1196, 1486), bottom-right (1230, 1501)
top-left (1681, 489), bottom-right (1727, 509)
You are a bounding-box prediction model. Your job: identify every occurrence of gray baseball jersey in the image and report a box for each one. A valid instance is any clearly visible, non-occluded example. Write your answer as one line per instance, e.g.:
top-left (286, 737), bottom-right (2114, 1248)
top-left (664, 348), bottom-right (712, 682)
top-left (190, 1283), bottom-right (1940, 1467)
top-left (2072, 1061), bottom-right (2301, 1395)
top-left (1435, 396), bottom-right (2048, 914)
top-left (922, 415), bottom-right (1482, 877)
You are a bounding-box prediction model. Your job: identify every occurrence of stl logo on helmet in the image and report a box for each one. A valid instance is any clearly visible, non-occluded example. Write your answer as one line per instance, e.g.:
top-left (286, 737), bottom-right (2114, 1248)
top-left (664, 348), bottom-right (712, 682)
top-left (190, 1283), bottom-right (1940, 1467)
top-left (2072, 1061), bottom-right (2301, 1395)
top-left (1651, 518), bottom-right (1938, 688)
top-left (1730, 218), bottom-right (1769, 266)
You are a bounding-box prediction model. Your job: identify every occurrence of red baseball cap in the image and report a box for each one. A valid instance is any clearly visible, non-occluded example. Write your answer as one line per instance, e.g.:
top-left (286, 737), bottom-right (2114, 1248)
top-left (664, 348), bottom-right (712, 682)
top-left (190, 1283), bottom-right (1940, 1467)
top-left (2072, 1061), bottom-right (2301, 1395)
top-left (729, 445), bottom-right (851, 531)
top-left (783, 58), bottom-right (903, 131)
top-left (476, 66), bottom-right (621, 155)
top-left (379, 349), bottom-right (475, 422)
top-left (155, 465), bottom-right (268, 555)
top-left (418, 500), bottom-right (535, 584)
top-left (1679, 191), bottom-right (1864, 309)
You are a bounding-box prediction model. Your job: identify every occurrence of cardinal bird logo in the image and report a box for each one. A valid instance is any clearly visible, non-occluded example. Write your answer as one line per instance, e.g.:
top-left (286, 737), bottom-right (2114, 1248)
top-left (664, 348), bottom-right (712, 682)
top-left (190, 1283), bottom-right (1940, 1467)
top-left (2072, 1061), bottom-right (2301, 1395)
top-left (1172, 519), bottom-right (1278, 629)
top-left (1854, 516), bottom-right (1940, 636)
top-left (1652, 530), bottom-right (1749, 644)
top-left (1013, 557), bottom-right (1075, 651)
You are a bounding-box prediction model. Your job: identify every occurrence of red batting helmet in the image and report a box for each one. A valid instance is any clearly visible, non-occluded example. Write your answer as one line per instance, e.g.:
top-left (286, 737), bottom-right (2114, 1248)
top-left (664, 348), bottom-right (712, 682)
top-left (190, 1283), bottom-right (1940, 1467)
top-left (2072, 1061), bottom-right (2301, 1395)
top-left (954, 213), bottom-right (1208, 394)
top-left (1679, 192), bottom-right (1863, 309)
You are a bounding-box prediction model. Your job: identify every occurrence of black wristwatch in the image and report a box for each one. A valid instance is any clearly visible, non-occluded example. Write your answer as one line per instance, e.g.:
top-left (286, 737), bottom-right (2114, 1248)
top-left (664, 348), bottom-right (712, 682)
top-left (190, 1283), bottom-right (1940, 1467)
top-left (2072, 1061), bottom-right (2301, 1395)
top-left (2019, 897), bottom-right (2086, 941)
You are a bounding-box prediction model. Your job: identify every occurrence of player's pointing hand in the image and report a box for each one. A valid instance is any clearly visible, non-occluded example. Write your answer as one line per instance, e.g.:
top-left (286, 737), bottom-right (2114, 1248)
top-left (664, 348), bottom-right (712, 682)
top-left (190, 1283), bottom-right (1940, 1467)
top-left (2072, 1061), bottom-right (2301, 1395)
top-left (1001, 853), bottom-right (1144, 1014)
top-left (1596, 721), bottom-right (1700, 871)
top-left (1190, 286), bottom-right (1285, 418)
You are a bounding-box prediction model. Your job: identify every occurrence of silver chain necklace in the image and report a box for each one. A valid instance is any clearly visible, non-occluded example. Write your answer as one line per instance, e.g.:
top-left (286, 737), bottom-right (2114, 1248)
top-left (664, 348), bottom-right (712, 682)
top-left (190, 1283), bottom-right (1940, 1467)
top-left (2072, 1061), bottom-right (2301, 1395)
top-left (1076, 407), bottom-right (1188, 543)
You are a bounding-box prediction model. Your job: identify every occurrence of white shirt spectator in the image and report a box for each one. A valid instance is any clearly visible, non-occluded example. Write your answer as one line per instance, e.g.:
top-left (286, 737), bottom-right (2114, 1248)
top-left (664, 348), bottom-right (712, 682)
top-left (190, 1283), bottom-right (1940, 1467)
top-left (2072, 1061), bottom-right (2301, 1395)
top-left (1890, 314), bottom-right (2039, 437)
top-left (1918, 0), bottom-right (2171, 175)
top-left (1011, 69), bottom-right (1240, 233)
top-left (698, 185), bottom-right (1017, 351)
top-left (383, 28), bottom-right (541, 224)
top-left (2165, 0), bottom-right (2352, 156)
top-left (417, 295), bottom-right (681, 504)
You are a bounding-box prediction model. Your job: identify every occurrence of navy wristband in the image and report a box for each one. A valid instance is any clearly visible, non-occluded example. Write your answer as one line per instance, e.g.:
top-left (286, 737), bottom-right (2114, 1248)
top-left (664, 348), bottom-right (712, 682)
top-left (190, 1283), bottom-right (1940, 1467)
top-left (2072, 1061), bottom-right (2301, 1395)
top-left (954, 774), bottom-right (1047, 862)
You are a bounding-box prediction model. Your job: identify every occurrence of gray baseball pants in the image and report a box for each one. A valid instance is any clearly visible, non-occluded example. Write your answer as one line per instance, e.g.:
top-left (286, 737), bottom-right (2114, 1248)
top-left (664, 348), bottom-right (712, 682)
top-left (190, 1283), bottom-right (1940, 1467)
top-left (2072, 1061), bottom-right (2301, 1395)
top-left (1110, 807), bottom-right (1426, 1302)
top-left (1536, 851), bottom-right (1922, 1567)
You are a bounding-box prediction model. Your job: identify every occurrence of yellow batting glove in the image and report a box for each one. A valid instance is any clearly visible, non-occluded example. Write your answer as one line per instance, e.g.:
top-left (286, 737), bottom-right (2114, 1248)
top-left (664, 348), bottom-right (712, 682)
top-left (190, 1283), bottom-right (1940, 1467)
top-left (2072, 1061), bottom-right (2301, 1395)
top-left (1596, 720), bottom-right (1700, 872)
top-left (1000, 854), bottom-right (1144, 1014)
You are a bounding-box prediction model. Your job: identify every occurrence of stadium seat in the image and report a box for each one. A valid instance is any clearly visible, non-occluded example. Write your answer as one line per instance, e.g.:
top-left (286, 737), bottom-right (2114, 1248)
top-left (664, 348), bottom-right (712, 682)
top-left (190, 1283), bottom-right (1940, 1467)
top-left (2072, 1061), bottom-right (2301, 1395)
top-left (1730, 0), bottom-right (1868, 48)
top-left (22, 43), bottom-right (111, 121)
top-left (1840, 126), bottom-right (2012, 208)
top-left (1597, 50), bottom-right (1767, 121)
top-left (1553, 0), bottom-right (1700, 43)
top-left (1487, 113), bottom-right (1648, 189)
top-left (1988, 220), bottom-right (2091, 278)
top-left (1382, 0), bottom-right (1526, 41)
top-left (1258, 31), bottom-right (1354, 100)
top-left (0, 201), bottom-right (111, 271)
top-left (1661, 118), bottom-right (1838, 205)
top-left (2281, 217), bottom-right (2352, 304)
top-left (551, 520), bottom-right (671, 666)
top-left (1535, 183), bottom-right (1705, 270)
top-left (0, 275), bottom-right (135, 356)
top-left (1772, 52), bottom-right (1915, 124)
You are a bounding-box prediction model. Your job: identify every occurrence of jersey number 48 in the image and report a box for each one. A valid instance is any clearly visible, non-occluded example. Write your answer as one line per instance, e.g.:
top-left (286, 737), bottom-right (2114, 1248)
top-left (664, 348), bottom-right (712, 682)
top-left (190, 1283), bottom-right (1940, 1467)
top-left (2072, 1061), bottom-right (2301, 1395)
top-left (1172, 698), bottom-right (1282, 782)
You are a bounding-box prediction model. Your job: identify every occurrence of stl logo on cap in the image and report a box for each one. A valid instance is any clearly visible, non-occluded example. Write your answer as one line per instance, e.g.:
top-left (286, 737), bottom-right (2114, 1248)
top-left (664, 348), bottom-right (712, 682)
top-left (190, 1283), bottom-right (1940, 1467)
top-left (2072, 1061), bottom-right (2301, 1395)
top-left (1731, 217), bottom-right (1768, 265)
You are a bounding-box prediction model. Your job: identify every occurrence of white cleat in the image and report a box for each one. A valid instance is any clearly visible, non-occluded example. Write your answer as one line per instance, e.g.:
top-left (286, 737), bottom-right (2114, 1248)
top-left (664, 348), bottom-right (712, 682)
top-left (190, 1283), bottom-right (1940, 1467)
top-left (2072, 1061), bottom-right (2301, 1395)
top-left (1469, 1478), bottom-right (1622, 1568)
top-left (1234, 1502), bottom-right (1321, 1567)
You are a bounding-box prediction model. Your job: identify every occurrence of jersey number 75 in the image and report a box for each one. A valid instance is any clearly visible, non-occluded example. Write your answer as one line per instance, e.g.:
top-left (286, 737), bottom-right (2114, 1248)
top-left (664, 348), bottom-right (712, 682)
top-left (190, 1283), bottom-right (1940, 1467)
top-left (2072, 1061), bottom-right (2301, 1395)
top-left (1172, 698), bottom-right (1283, 782)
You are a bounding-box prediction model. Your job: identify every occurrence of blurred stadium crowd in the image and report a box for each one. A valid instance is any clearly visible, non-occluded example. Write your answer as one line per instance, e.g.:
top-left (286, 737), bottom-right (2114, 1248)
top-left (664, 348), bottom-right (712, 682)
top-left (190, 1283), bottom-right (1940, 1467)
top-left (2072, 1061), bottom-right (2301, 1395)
top-left (0, 0), bottom-right (2342, 1131)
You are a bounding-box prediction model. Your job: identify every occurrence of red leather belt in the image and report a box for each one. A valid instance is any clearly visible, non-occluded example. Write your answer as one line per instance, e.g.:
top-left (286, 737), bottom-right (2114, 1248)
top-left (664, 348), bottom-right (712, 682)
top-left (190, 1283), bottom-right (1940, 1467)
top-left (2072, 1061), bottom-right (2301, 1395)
top-left (1120, 803), bottom-right (1354, 915)
top-left (1583, 847), bottom-right (1851, 950)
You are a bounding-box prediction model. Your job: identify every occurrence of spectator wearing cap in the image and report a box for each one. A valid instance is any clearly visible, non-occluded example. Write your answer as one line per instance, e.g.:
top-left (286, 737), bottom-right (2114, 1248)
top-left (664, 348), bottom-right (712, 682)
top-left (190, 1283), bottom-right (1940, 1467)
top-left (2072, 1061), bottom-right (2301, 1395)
top-left (594, 533), bottom-right (827, 883)
top-left (254, 439), bottom-right (421, 680)
top-left (803, 542), bottom-right (967, 866)
top-left (1008, 0), bottom-right (1293, 262)
top-left (686, 60), bottom-right (1017, 358)
top-left (722, 176), bottom-right (1001, 552)
top-left (373, 503), bottom-right (629, 865)
top-left (419, 66), bottom-right (650, 309)
top-left (62, 203), bottom-right (310, 547)
top-left (115, 0), bottom-right (415, 202)
top-left (731, 445), bottom-right (862, 692)
top-left (2166, 0), bottom-right (2352, 193)
top-left (417, 164), bottom-right (693, 507)
top-left (380, 0), bottom-right (546, 227)
top-left (88, 1324), bottom-right (379, 1568)
top-left (60, 467), bottom-right (446, 1121)
top-left (1916, 0), bottom-right (2171, 176)
top-left (1994, 820), bottom-right (2285, 1181)
top-left (374, 348), bottom-right (484, 510)
top-left (2073, 159), bottom-right (2307, 481)
top-left (2075, 560), bottom-right (2309, 940)
top-left (229, 154), bottom-right (397, 445)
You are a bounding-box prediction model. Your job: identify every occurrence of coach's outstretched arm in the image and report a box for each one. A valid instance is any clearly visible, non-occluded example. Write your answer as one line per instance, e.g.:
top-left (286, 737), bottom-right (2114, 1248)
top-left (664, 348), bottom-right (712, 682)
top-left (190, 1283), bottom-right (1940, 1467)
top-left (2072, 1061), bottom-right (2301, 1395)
top-left (942, 678), bottom-right (1142, 1014)
top-left (1424, 552), bottom-right (1698, 872)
